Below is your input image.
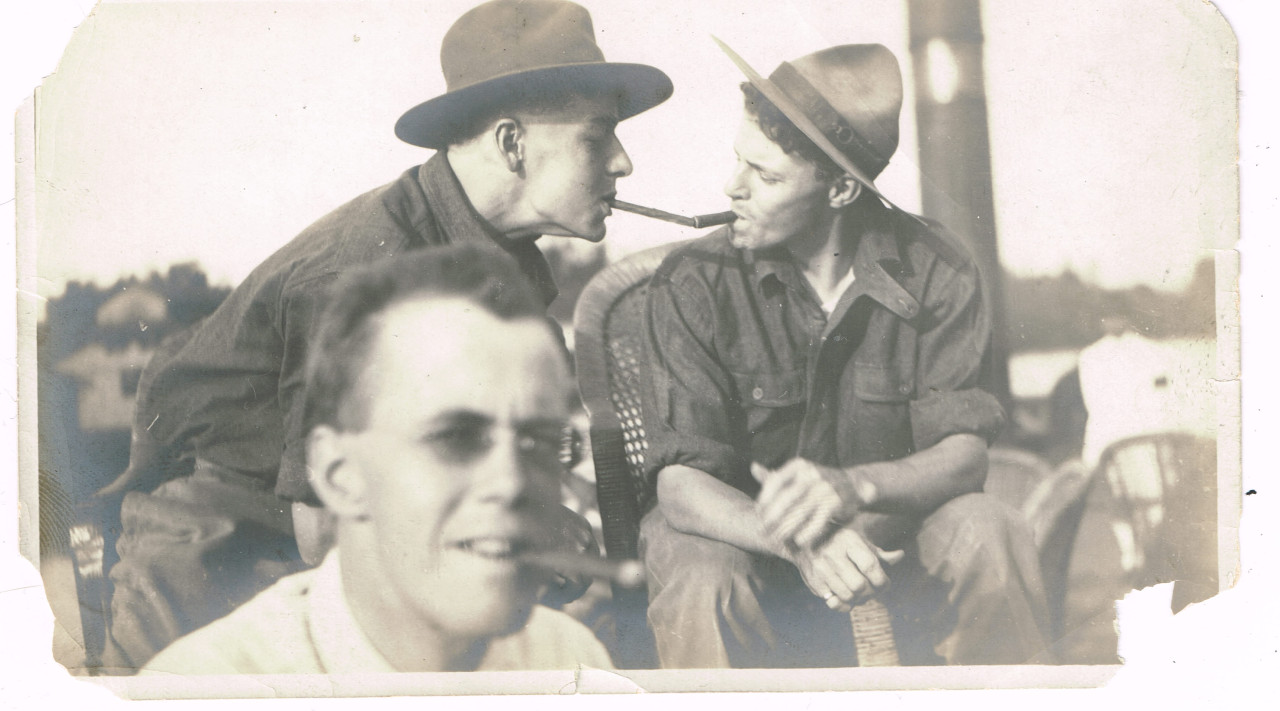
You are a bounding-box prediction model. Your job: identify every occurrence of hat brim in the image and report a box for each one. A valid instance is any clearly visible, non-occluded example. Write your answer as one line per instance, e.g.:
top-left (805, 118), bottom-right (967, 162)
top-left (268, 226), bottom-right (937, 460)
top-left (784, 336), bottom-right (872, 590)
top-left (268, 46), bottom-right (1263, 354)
top-left (396, 62), bottom-right (673, 149)
top-left (712, 36), bottom-right (902, 208)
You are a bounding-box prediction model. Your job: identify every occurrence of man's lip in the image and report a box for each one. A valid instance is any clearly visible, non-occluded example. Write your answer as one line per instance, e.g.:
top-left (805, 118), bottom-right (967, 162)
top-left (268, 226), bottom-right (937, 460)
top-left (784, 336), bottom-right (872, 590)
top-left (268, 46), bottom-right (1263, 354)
top-left (450, 536), bottom-right (532, 559)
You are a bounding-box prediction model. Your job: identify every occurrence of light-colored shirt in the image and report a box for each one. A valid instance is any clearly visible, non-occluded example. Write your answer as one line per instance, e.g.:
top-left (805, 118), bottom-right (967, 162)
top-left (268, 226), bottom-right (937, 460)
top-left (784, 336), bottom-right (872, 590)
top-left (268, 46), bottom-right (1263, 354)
top-left (818, 266), bottom-right (857, 316)
top-left (143, 551), bottom-right (613, 675)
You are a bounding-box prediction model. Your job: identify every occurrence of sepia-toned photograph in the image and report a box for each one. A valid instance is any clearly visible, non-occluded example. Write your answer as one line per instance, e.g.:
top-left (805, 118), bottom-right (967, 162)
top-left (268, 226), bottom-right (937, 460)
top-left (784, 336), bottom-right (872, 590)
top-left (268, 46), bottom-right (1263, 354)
top-left (6, 0), bottom-right (1260, 700)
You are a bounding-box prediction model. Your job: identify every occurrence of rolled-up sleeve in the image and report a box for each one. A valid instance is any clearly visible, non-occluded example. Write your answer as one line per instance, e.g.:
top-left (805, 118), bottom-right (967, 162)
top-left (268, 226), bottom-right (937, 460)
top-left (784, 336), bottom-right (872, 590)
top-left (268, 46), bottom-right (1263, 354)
top-left (641, 270), bottom-right (754, 496)
top-left (908, 258), bottom-right (1005, 450)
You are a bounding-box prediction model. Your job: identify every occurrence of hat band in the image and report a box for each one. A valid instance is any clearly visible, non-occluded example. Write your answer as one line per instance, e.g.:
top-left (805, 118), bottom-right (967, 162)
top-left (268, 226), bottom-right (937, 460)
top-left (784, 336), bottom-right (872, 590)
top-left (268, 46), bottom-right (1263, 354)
top-left (771, 62), bottom-right (890, 177)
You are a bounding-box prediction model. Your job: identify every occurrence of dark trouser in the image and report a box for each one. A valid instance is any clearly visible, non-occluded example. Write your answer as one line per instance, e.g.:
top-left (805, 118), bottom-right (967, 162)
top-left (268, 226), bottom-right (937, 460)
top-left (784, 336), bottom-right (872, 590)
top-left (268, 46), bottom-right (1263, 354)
top-left (639, 493), bottom-right (1051, 668)
top-left (104, 461), bottom-right (305, 671)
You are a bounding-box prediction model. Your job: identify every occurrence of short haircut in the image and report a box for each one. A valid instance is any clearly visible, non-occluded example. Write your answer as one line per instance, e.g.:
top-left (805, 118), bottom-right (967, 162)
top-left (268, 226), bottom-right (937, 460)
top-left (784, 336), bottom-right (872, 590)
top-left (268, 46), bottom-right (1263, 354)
top-left (303, 244), bottom-right (549, 433)
top-left (740, 82), bottom-right (848, 184)
top-left (446, 84), bottom-right (623, 147)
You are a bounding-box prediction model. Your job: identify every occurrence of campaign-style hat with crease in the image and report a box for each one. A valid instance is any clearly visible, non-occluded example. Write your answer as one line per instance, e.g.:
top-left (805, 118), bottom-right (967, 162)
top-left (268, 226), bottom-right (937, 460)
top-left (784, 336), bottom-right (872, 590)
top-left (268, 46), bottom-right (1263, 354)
top-left (396, 0), bottom-right (673, 149)
top-left (714, 37), bottom-right (907, 209)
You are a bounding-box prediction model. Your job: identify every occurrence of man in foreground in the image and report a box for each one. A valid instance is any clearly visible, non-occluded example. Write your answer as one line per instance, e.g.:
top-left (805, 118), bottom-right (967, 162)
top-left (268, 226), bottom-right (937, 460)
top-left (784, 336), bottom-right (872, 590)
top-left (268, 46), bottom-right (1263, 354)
top-left (100, 0), bottom-right (671, 668)
top-left (639, 42), bottom-right (1049, 667)
top-left (144, 245), bottom-right (613, 674)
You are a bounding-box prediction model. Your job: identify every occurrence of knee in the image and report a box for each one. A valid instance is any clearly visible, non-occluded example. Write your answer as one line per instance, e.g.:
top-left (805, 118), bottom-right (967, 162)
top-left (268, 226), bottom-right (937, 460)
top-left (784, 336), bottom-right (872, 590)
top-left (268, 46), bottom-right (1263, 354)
top-left (916, 493), bottom-right (1035, 575)
top-left (929, 492), bottom-right (1029, 539)
top-left (643, 518), bottom-right (750, 588)
top-left (639, 511), bottom-right (757, 610)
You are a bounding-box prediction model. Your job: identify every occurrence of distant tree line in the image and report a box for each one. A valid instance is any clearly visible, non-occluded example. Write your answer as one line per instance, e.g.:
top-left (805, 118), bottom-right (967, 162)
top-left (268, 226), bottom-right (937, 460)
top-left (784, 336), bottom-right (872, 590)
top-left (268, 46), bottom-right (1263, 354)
top-left (40, 263), bottom-right (231, 365)
top-left (38, 253), bottom-right (1216, 372)
top-left (1003, 258), bottom-right (1215, 353)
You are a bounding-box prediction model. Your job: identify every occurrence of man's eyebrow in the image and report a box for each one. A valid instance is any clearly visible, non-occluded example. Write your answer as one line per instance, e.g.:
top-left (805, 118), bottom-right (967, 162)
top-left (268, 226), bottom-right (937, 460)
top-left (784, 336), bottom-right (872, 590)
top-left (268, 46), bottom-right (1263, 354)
top-left (419, 410), bottom-right (492, 430)
top-left (418, 411), bottom-right (566, 431)
top-left (735, 151), bottom-right (773, 176)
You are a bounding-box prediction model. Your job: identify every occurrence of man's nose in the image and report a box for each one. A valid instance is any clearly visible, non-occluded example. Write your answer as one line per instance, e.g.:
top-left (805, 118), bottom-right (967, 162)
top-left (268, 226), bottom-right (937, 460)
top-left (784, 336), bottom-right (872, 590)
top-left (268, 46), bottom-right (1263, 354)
top-left (475, 432), bottom-right (531, 504)
top-left (607, 136), bottom-right (634, 178)
top-left (724, 165), bottom-right (748, 199)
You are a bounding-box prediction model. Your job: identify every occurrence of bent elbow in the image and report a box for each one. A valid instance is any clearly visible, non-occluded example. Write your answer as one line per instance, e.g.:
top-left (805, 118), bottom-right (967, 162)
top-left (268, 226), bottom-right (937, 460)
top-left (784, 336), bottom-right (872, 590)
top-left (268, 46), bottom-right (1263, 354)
top-left (939, 432), bottom-right (989, 496)
top-left (654, 467), bottom-right (699, 533)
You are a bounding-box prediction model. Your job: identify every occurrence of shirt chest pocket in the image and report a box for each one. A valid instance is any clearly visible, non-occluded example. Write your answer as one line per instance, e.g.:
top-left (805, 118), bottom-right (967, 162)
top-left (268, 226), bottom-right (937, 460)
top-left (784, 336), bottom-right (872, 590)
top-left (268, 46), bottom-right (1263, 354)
top-left (851, 364), bottom-right (913, 403)
top-left (733, 367), bottom-right (806, 407)
top-left (844, 364), bottom-right (913, 461)
top-left (730, 367), bottom-right (806, 441)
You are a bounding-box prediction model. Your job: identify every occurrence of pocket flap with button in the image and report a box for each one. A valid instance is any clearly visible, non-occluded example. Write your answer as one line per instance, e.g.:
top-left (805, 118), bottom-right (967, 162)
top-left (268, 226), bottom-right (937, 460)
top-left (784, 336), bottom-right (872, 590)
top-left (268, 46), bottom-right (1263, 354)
top-left (853, 365), bottom-right (912, 402)
top-left (733, 368), bottom-right (805, 407)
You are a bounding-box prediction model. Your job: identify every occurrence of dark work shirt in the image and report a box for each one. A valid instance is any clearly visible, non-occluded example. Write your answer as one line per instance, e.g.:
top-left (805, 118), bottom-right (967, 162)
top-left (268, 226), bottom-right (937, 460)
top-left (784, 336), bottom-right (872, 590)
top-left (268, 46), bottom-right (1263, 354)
top-left (127, 153), bottom-right (558, 504)
top-left (641, 202), bottom-right (1004, 510)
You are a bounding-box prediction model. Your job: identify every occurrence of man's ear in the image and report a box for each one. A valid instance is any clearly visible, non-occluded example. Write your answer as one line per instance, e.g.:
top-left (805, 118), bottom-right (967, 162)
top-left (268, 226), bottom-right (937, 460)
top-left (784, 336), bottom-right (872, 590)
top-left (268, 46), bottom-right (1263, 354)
top-left (493, 118), bottom-right (524, 172)
top-left (828, 174), bottom-right (863, 208)
top-left (307, 425), bottom-right (370, 521)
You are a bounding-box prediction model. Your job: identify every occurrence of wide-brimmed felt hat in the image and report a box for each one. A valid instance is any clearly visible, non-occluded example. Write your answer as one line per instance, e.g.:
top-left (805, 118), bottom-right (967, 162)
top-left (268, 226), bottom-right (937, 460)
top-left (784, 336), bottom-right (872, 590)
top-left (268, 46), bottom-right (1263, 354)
top-left (396, 0), bottom-right (673, 149)
top-left (713, 37), bottom-right (906, 208)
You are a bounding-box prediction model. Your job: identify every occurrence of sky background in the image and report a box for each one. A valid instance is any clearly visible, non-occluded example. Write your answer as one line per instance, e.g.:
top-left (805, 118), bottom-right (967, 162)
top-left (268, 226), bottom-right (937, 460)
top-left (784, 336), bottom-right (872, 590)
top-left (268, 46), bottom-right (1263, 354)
top-left (26, 0), bottom-right (1237, 307)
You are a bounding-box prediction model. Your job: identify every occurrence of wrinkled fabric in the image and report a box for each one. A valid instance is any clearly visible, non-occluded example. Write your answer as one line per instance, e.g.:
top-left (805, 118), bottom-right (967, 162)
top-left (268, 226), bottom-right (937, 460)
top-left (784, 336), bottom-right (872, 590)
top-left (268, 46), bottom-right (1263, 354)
top-left (642, 204), bottom-right (1004, 510)
top-left (638, 203), bottom-right (1047, 667)
top-left (107, 460), bottom-right (306, 670)
top-left (126, 153), bottom-right (557, 505)
top-left (641, 493), bottom-right (1051, 667)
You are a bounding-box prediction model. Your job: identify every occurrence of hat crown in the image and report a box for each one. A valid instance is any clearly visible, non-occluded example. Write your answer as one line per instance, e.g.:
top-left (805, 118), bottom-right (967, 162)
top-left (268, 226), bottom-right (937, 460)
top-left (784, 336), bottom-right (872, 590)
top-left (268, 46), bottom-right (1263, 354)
top-left (441, 0), bottom-right (606, 92)
top-left (770, 44), bottom-right (903, 177)
top-left (396, 0), bottom-right (672, 149)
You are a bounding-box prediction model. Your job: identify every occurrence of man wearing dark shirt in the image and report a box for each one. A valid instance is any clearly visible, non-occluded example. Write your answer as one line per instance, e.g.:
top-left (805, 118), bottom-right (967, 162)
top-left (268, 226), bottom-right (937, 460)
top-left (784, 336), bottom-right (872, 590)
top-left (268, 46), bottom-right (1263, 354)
top-left (99, 0), bottom-right (672, 669)
top-left (639, 42), bottom-right (1048, 668)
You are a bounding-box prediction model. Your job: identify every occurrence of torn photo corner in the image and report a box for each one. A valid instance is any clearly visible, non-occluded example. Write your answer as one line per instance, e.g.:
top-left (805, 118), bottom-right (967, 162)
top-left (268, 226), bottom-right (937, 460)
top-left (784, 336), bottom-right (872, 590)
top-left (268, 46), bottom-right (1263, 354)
top-left (6, 0), bottom-right (1261, 702)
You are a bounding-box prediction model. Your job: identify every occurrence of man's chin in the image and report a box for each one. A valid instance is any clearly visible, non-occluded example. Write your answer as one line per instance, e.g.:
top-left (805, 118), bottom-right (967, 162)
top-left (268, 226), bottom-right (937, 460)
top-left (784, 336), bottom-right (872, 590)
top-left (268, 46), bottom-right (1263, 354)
top-left (563, 227), bottom-right (607, 243)
top-left (571, 229), bottom-right (607, 244)
top-left (447, 598), bottom-right (536, 641)
top-left (539, 219), bottom-right (607, 243)
top-left (727, 229), bottom-right (756, 250)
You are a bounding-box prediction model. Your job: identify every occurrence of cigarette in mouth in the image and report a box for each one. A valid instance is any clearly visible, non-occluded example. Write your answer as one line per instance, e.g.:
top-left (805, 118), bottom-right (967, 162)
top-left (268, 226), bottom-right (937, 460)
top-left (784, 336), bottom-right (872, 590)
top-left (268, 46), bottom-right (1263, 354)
top-left (518, 550), bottom-right (646, 589)
top-left (608, 199), bottom-right (736, 229)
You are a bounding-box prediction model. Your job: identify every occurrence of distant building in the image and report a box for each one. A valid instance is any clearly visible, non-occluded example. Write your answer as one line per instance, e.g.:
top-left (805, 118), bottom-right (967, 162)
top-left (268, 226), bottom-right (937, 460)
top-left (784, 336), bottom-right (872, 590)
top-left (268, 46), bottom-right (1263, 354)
top-left (95, 287), bottom-right (168, 330)
top-left (54, 287), bottom-right (168, 432)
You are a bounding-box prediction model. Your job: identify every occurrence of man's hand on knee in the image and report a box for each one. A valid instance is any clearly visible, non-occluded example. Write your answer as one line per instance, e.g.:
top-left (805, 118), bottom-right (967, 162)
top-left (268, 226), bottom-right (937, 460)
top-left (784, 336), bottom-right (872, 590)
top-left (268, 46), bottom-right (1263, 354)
top-left (788, 527), bottom-right (905, 612)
